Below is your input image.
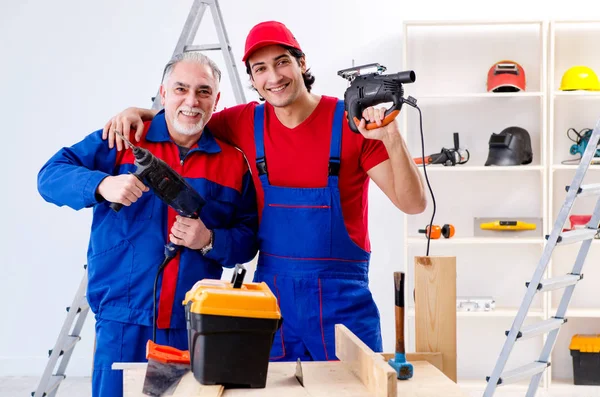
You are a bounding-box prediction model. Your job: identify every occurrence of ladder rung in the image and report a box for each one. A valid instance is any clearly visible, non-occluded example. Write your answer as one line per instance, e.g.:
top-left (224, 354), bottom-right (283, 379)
top-left (185, 44), bottom-right (223, 51)
top-left (489, 362), bottom-right (549, 385)
top-left (566, 183), bottom-right (600, 197)
top-left (61, 335), bottom-right (81, 355)
top-left (555, 229), bottom-right (598, 244)
top-left (527, 274), bottom-right (583, 292)
top-left (66, 299), bottom-right (88, 313)
top-left (507, 318), bottom-right (566, 341)
top-left (46, 374), bottom-right (65, 393)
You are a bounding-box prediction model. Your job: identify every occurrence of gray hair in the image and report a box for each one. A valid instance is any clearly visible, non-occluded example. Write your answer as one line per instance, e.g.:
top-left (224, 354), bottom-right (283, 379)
top-left (161, 51), bottom-right (222, 84)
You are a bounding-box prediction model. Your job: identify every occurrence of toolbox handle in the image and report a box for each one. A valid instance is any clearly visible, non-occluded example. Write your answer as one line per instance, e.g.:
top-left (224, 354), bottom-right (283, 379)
top-left (231, 264), bottom-right (246, 288)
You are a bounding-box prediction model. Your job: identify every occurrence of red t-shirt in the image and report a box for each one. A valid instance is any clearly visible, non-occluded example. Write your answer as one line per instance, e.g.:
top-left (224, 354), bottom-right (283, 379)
top-left (207, 95), bottom-right (389, 251)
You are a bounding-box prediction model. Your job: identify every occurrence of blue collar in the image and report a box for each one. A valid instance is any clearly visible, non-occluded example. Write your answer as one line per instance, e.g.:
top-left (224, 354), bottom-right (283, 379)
top-left (145, 110), bottom-right (221, 154)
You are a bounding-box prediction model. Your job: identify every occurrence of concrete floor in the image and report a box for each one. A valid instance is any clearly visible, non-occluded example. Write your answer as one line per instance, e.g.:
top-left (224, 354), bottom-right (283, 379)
top-left (4, 376), bottom-right (600, 397)
top-left (1, 376), bottom-right (91, 396)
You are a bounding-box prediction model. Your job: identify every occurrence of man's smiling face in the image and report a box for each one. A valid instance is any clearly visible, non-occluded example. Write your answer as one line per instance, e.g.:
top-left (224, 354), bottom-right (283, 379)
top-left (160, 60), bottom-right (220, 136)
top-left (248, 45), bottom-right (306, 108)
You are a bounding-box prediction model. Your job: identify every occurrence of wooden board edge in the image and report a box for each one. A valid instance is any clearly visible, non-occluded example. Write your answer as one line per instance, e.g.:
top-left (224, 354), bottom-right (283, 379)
top-left (173, 373), bottom-right (225, 397)
top-left (112, 362), bottom-right (147, 370)
top-left (335, 324), bottom-right (397, 397)
top-left (415, 256), bottom-right (457, 382)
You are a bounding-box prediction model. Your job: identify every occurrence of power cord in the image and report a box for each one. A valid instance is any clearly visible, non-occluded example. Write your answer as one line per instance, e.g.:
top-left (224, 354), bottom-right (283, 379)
top-left (567, 127), bottom-right (592, 145)
top-left (403, 96), bottom-right (436, 256)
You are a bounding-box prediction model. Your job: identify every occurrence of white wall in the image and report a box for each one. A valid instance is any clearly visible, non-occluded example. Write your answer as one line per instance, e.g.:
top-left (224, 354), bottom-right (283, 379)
top-left (1, 0), bottom-right (599, 378)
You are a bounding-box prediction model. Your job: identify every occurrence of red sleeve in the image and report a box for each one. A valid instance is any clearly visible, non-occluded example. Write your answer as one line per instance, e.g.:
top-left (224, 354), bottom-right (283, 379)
top-left (207, 103), bottom-right (256, 148)
top-left (360, 137), bottom-right (389, 172)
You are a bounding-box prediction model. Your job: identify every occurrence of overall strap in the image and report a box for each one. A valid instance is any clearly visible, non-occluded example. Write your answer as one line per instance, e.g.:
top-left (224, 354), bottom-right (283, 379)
top-left (328, 100), bottom-right (345, 185)
top-left (253, 104), bottom-right (269, 184)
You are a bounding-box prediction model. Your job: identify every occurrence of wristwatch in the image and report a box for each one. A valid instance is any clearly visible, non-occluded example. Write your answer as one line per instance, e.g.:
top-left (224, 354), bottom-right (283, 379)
top-left (200, 230), bottom-right (214, 255)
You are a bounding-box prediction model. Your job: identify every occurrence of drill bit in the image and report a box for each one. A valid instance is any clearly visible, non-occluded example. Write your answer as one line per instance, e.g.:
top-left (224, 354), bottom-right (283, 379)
top-left (114, 130), bottom-right (136, 150)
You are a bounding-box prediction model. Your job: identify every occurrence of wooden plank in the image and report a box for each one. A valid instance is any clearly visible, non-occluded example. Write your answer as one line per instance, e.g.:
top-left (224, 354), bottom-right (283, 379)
top-left (406, 353), bottom-right (443, 372)
top-left (214, 361), bottom-right (466, 397)
top-left (222, 362), bottom-right (311, 397)
top-left (301, 361), bottom-right (375, 397)
top-left (121, 367), bottom-right (146, 397)
top-left (224, 362), bottom-right (369, 397)
top-left (173, 374), bottom-right (225, 396)
top-left (113, 363), bottom-right (224, 397)
top-left (335, 324), bottom-right (397, 397)
top-left (395, 361), bottom-right (467, 397)
top-left (113, 362), bottom-right (146, 370)
top-left (114, 360), bottom-right (468, 397)
top-left (381, 352), bottom-right (443, 372)
top-left (414, 256), bottom-right (457, 382)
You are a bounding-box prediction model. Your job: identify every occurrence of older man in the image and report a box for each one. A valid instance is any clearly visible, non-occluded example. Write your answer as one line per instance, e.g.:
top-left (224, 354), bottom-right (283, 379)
top-left (37, 52), bottom-right (258, 397)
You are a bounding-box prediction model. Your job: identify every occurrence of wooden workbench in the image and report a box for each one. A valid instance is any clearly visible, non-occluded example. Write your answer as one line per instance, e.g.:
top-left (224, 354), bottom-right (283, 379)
top-left (113, 359), bottom-right (468, 397)
top-left (114, 325), bottom-right (468, 397)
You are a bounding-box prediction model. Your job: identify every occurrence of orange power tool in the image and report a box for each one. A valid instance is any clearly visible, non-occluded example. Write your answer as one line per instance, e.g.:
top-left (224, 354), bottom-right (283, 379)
top-left (418, 224), bottom-right (455, 239)
top-left (337, 63), bottom-right (416, 133)
top-left (414, 132), bottom-right (470, 166)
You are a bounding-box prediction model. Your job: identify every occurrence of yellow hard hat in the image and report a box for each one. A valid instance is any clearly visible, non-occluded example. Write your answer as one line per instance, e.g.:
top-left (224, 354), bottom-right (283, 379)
top-left (560, 66), bottom-right (600, 91)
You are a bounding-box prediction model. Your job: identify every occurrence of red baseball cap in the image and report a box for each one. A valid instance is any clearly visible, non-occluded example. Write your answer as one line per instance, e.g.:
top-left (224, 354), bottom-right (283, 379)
top-left (242, 21), bottom-right (302, 62)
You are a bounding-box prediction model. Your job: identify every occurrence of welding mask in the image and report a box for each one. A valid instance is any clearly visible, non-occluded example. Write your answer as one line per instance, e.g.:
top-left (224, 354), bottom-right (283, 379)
top-left (485, 127), bottom-right (533, 166)
top-left (487, 61), bottom-right (526, 92)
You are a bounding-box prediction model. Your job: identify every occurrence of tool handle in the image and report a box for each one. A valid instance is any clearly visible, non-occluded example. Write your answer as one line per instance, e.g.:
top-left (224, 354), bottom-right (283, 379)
top-left (109, 171), bottom-right (144, 213)
top-left (231, 264), bottom-right (247, 288)
top-left (414, 152), bottom-right (450, 166)
top-left (345, 73), bottom-right (413, 134)
top-left (413, 156), bottom-right (432, 165)
top-left (350, 108), bottom-right (401, 134)
top-left (163, 211), bottom-right (200, 259)
top-left (146, 340), bottom-right (190, 364)
top-left (393, 271), bottom-right (406, 354)
top-left (164, 241), bottom-right (181, 259)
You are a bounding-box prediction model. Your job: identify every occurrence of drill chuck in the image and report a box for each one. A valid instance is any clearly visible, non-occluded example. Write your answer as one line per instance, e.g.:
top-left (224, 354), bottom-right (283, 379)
top-left (132, 146), bottom-right (153, 166)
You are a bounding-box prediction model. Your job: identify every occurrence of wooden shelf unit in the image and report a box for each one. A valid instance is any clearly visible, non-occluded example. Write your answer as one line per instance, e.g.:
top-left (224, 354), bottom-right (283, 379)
top-left (402, 19), bottom-right (600, 392)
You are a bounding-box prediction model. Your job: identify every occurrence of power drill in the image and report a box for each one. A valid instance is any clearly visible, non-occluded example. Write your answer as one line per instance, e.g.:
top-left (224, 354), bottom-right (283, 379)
top-left (337, 63), bottom-right (416, 133)
top-left (111, 132), bottom-right (205, 259)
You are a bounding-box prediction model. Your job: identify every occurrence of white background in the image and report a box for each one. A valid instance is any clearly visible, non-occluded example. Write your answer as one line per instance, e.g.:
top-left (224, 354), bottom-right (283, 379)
top-left (2, 0), bottom-right (600, 377)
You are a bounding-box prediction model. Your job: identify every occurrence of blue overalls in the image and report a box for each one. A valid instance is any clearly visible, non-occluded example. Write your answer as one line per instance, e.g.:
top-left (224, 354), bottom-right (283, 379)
top-left (252, 101), bottom-right (383, 361)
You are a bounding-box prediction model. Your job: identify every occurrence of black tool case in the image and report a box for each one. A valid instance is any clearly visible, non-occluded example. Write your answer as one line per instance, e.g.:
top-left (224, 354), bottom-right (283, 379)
top-left (183, 279), bottom-right (282, 388)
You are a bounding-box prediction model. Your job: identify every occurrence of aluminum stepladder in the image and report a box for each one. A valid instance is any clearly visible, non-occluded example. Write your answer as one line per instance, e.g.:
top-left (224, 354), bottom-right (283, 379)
top-left (32, 267), bottom-right (90, 397)
top-left (483, 117), bottom-right (600, 397)
top-left (151, 0), bottom-right (246, 110)
top-left (33, 1), bottom-right (245, 395)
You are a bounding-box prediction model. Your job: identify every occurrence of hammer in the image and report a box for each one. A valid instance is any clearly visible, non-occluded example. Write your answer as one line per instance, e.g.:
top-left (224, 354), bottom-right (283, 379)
top-left (388, 271), bottom-right (413, 379)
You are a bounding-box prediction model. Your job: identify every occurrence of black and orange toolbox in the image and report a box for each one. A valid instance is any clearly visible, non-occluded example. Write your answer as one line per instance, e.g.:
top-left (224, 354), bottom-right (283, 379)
top-left (183, 274), bottom-right (282, 388)
top-left (570, 334), bottom-right (600, 385)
